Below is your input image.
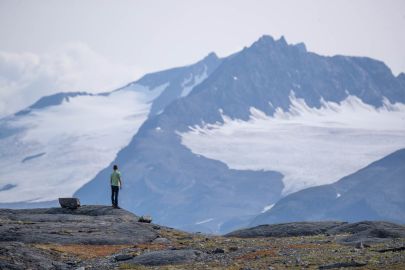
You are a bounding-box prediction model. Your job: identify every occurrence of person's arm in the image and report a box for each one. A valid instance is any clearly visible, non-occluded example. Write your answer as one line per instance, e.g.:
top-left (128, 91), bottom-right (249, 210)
top-left (118, 172), bottom-right (122, 189)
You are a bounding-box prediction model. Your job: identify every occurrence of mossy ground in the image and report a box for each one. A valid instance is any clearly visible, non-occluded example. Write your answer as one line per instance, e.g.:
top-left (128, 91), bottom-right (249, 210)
top-left (34, 226), bottom-right (405, 269)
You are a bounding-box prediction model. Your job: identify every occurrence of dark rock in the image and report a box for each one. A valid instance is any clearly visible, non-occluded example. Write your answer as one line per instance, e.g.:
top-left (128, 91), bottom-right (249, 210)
top-left (114, 254), bottom-right (133, 261)
top-left (319, 261), bottom-right (367, 269)
top-left (229, 246), bottom-right (239, 252)
top-left (59, 198), bottom-right (80, 209)
top-left (127, 249), bottom-right (205, 266)
top-left (377, 246), bottom-right (405, 253)
top-left (211, 247), bottom-right (225, 254)
top-left (225, 221), bottom-right (346, 238)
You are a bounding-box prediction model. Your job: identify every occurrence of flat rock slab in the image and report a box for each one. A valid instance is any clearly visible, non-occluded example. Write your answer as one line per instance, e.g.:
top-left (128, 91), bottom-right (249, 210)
top-left (128, 249), bottom-right (205, 266)
top-left (0, 205), bottom-right (158, 245)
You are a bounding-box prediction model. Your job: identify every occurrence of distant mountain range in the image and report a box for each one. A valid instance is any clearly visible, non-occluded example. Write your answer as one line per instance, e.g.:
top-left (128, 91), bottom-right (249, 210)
top-left (1, 35), bottom-right (404, 233)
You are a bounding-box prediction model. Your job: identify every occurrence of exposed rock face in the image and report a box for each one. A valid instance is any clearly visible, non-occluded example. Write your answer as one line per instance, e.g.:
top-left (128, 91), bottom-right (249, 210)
top-left (226, 220), bottom-right (405, 245)
top-left (328, 221), bottom-right (405, 244)
top-left (0, 205), bottom-right (158, 244)
top-left (0, 241), bottom-right (69, 270)
top-left (58, 197), bottom-right (80, 209)
top-left (128, 249), bottom-right (205, 266)
top-left (226, 221), bottom-right (346, 238)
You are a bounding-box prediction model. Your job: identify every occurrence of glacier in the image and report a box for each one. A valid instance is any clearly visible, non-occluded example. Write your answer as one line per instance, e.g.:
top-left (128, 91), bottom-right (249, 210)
top-left (180, 94), bottom-right (405, 194)
top-left (0, 88), bottom-right (162, 203)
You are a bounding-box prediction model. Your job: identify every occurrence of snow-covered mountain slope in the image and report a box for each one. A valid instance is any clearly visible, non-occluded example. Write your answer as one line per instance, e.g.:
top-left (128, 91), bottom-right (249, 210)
top-left (180, 94), bottom-right (405, 194)
top-left (0, 90), bottom-right (154, 203)
top-left (251, 148), bottom-right (405, 226)
top-left (76, 35), bottom-right (405, 234)
top-left (0, 53), bottom-right (221, 204)
top-left (123, 52), bottom-right (220, 117)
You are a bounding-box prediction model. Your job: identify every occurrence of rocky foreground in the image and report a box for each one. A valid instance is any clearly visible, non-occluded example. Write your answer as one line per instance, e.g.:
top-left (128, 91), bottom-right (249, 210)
top-left (1, 206), bottom-right (405, 269)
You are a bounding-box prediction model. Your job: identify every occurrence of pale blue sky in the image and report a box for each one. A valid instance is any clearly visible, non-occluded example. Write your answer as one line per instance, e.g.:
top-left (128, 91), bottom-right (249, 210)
top-left (0, 0), bottom-right (404, 115)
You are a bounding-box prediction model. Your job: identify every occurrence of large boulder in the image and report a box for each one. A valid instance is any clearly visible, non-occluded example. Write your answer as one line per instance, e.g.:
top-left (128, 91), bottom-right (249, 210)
top-left (128, 249), bottom-right (205, 266)
top-left (59, 197), bottom-right (80, 209)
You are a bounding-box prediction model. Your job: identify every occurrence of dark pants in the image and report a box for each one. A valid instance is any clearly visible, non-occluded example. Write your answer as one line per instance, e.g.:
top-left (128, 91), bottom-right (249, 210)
top-left (111, 185), bottom-right (119, 207)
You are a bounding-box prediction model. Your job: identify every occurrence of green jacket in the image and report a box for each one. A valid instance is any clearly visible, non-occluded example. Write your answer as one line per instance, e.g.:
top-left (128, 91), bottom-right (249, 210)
top-left (111, 170), bottom-right (121, 186)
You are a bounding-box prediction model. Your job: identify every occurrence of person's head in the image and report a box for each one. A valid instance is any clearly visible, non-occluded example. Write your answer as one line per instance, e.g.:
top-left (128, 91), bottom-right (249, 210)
top-left (113, 165), bottom-right (118, 171)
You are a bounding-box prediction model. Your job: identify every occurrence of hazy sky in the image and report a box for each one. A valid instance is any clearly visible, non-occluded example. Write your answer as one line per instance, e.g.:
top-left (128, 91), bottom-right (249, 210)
top-left (0, 0), bottom-right (404, 116)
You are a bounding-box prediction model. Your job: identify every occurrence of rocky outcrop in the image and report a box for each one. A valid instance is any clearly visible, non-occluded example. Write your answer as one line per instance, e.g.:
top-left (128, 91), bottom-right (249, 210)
top-left (226, 220), bottom-right (405, 245)
top-left (1, 206), bottom-right (404, 269)
top-left (0, 205), bottom-right (158, 244)
top-left (225, 221), bottom-right (346, 238)
top-left (0, 241), bottom-right (68, 270)
top-left (328, 221), bottom-right (405, 244)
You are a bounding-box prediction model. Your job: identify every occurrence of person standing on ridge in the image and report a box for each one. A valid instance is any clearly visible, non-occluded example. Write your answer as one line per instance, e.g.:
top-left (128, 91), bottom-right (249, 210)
top-left (110, 164), bottom-right (122, 208)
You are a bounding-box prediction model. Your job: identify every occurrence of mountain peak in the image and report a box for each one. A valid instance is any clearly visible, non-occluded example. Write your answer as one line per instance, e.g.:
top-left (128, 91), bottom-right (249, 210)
top-left (200, 52), bottom-right (220, 67)
top-left (252, 35), bottom-right (290, 51)
top-left (278, 35), bottom-right (287, 46)
top-left (203, 52), bottom-right (219, 61)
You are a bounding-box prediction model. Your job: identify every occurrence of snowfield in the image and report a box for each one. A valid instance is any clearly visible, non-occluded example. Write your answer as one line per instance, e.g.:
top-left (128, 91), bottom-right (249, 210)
top-left (181, 65), bottom-right (208, 97)
top-left (180, 94), bottom-right (405, 194)
top-left (0, 86), bottom-right (165, 203)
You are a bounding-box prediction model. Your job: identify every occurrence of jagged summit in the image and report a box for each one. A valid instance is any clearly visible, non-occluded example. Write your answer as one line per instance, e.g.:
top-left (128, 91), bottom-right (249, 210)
top-left (252, 35), bottom-right (289, 50)
top-left (251, 35), bottom-right (306, 53)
